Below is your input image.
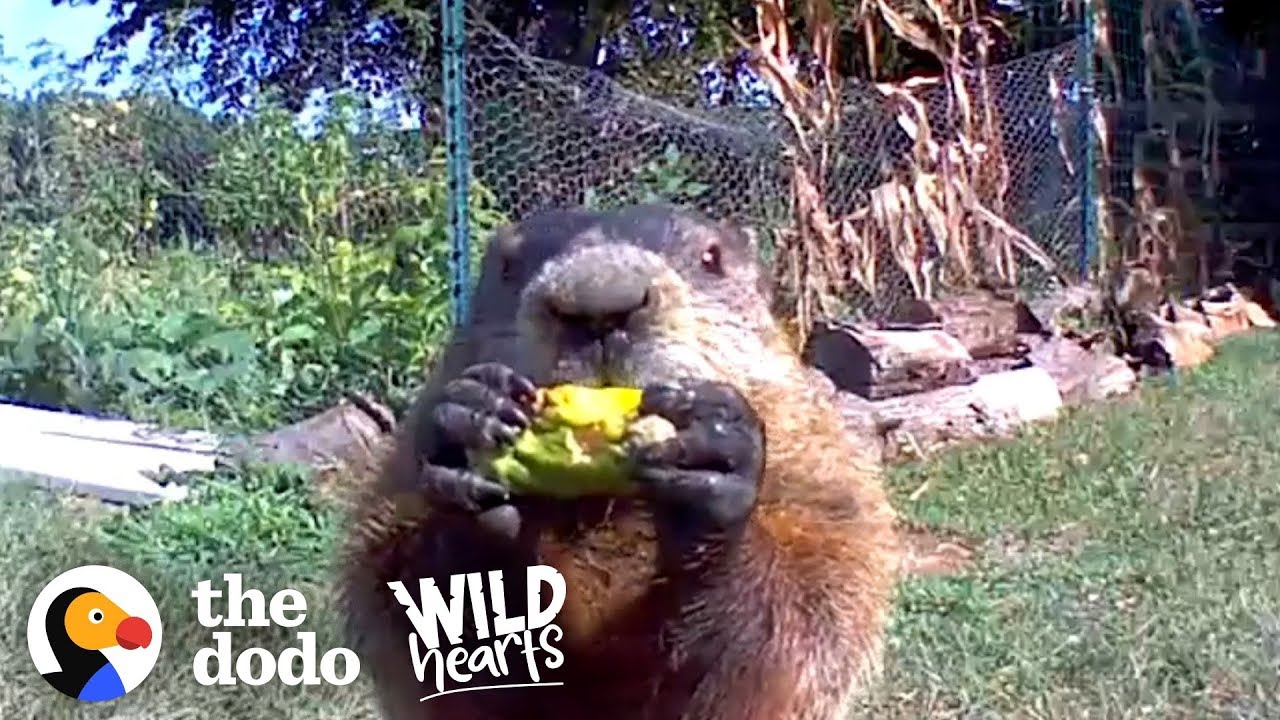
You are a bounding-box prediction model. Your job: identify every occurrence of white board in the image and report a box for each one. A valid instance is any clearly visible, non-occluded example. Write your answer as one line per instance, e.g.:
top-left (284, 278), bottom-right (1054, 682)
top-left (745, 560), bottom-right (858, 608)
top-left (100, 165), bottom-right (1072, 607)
top-left (0, 402), bottom-right (225, 505)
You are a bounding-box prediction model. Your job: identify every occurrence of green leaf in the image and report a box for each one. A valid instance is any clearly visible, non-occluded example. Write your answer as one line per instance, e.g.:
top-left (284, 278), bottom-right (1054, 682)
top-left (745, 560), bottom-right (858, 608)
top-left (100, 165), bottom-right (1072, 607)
top-left (277, 323), bottom-right (318, 344)
top-left (156, 311), bottom-right (192, 344)
top-left (194, 329), bottom-right (256, 361)
top-left (118, 347), bottom-right (176, 385)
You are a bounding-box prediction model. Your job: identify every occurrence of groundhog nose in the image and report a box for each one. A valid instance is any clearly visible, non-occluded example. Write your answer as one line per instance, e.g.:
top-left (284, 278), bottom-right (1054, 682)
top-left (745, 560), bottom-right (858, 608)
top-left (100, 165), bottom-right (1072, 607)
top-left (550, 277), bottom-right (652, 339)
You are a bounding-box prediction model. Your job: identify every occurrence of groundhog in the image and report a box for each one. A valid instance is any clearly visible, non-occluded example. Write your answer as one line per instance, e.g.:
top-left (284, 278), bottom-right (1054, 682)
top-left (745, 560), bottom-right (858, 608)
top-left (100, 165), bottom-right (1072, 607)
top-left (338, 203), bottom-right (902, 720)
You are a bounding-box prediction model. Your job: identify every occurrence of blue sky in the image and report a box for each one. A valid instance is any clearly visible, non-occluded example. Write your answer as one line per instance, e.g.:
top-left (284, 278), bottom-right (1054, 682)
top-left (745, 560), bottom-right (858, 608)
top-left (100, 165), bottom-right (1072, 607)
top-left (0, 1), bottom-right (149, 95)
top-left (0, 0), bottom-right (350, 127)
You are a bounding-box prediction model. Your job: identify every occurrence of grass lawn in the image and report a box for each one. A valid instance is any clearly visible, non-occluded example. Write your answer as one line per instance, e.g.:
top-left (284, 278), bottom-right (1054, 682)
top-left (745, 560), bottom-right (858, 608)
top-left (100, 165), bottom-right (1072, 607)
top-left (2, 332), bottom-right (1278, 719)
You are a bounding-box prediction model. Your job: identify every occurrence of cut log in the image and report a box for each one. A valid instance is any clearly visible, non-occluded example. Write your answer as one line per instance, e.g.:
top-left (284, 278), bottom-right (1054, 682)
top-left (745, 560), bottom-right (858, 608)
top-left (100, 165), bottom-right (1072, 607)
top-left (1162, 301), bottom-right (1210, 327)
top-left (1241, 300), bottom-right (1278, 329)
top-left (1237, 277), bottom-right (1280, 322)
top-left (829, 390), bottom-right (887, 459)
top-left (1023, 282), bottom-right (1104, 336)
top-left (886, 290), bottom-right (1042, 358)
top-left (872, 366), bottom-right (1063, 462)
top-left (1025, 336), bottom-right (1137, 406)
top-left (803, 321), bottom-right (975, 400)
top-left (1190, 285), bottom-right (1278, 339)
top-left (226, 393), bottom-right (397, 506)
top-left (1131, 314), bottom-right (1216, 371)
top-left (970, 355), bottom-right (1031, 376)
top-left (1195, 301), bottom-right (1254, 340)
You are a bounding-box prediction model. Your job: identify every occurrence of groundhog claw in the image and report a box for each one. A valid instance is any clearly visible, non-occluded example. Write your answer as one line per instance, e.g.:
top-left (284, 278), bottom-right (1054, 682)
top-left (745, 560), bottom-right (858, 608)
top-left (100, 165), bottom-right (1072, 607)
top-left (419, 464), bottom-right (510, 513)
top-left (432, 363), bottom-right (538, 454)
top-left (416, 362), bottom-right (537, 537)
top-left (461, 362), bottom-right (539, 405)
top-left (633, 379), bottom-right (764, 532)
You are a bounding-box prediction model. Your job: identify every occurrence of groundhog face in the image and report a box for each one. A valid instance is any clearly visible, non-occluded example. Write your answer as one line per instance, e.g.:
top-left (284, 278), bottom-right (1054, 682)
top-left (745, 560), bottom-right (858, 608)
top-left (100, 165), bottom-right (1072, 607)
top-left (488, 206), bottom-right (782, 389)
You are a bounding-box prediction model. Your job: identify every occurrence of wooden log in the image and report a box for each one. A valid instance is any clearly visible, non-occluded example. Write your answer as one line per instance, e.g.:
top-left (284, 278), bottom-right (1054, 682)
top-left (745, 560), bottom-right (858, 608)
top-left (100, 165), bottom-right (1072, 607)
top-left (970, 355), bottom-right (1031, 377)
top-left (1163, 300), bottom-right (1210, 327)
top-left (226, 393), bottom-right (397, 506)
top-left (1131, 313), bottom-right (1216, 371)
top-left (1025, 336), bottom-right (1137, 406)
top-left (886, 290), bottom-right (1043, 358)
top-left (803, 321), bottom-right (976, 400)
top-left (1237, 276), bottom-right (1280, 322)
top-left (1190, 284), bottom-right (1278, 339)
top-left (829, 390), bottom-right (888, 460)
top-left (235, 393), bottom-right (395, 465)
top-left (872, 366), bottom-right (1063, 461)
top-left (1241, 300), bottom-right (1278, 329)
top-left (1022, 282), bottom-right (1104, 336)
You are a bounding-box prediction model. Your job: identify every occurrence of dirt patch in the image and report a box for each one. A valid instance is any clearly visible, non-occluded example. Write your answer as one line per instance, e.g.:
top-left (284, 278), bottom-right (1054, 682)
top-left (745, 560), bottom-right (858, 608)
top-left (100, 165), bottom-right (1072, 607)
top-left (984, 522), bottom-right (1090, 570)
top-left (900, 524), bottom-right (978, 577)
top-left (898, 522), bottom-right (1093, 578)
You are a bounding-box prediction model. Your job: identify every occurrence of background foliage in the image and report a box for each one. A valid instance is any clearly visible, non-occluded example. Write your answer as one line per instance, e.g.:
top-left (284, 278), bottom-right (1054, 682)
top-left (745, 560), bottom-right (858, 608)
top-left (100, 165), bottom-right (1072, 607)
top-left (1, 0), bottom-right (1271, 431)
top-left (0, 54), bottom-right (504, 433)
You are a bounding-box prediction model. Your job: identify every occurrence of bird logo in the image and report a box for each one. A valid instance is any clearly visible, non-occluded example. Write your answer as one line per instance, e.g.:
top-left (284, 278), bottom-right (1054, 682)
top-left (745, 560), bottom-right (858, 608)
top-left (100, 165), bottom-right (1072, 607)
top-left (27, 565), bottom-right (163, 703)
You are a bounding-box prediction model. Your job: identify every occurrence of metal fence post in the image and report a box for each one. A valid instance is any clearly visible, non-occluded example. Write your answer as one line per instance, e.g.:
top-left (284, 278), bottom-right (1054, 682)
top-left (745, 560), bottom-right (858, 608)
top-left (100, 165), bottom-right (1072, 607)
top-left (442, 0), bottom-right (471, 327)
top-left (1079, 0), bottom-right (1098, 282)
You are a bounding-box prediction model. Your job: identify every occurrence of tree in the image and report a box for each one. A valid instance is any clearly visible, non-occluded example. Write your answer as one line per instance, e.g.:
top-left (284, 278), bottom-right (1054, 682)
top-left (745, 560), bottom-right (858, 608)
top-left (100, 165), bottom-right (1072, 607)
top-left (55, 0), bottom-right (695, 113)
top-left (59, 0), bottom-right (1046, 113)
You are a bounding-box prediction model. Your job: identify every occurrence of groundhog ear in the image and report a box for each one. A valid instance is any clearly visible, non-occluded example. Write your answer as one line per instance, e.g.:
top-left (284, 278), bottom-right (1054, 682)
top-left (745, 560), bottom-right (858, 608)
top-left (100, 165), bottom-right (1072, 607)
top-left (492, 226), bottom-right (524, 260)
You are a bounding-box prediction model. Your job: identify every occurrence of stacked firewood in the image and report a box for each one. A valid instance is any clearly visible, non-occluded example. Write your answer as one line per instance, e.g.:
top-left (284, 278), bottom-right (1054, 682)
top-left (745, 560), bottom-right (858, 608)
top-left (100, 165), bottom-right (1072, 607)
top-left (803, 281), bottom-right (1276, 463)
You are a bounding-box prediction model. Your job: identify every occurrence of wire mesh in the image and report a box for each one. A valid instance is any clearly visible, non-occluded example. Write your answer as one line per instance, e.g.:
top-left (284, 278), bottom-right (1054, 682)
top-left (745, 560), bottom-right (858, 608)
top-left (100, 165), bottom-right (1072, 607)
top-left (0, 83), bottom-right (507, 429)
top-left (0, 0), bottom-right (1230, 434)
top-left (450, 12), bottom-right (1093, 319)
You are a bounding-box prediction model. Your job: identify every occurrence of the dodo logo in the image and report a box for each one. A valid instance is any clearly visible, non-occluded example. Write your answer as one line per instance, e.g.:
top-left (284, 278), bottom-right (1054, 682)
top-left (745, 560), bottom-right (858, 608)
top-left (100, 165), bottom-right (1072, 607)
top-left (26, 565), bottom-right (162, 703)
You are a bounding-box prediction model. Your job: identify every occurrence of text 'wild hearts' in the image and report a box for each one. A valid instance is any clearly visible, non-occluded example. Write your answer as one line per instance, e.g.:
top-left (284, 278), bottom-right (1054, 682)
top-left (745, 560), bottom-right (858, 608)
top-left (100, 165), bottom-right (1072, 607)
top-left (388, 565), bottom-right (569, 699)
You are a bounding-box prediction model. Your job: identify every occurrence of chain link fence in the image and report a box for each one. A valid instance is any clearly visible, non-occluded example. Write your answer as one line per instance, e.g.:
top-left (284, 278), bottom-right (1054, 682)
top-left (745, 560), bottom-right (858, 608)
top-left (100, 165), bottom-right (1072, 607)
top-left (0, 1), bottom-right (1232, 433)
top-left (451, 13), bottom-right (1092, 319)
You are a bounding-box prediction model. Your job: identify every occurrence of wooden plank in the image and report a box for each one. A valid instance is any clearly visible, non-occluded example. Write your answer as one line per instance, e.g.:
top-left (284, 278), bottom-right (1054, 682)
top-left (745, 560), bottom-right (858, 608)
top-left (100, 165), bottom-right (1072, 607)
top-left (0, 402), bottom-right (221, 454)
top-left (0, 402), bottom-right (222, 504)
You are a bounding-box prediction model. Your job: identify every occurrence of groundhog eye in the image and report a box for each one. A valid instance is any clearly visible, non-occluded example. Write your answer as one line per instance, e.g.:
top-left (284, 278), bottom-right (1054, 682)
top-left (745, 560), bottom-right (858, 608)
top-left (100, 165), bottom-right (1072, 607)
top-left (700, 245), bottom-right (723, 275)
top-left (89, 609), bottom-right (104, 624)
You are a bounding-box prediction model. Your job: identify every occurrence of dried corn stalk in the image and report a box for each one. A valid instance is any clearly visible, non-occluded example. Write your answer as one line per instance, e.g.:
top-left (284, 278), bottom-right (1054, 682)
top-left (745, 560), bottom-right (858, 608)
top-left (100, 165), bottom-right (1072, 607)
top-left (847, 0), bottom-right (1063, 296)
top-left (1081, 0), bottom-right (1217, 293)
top-left (741, 0), bottom-right (849, 344)
top-left (745, 0), bottom-right (1073, 337)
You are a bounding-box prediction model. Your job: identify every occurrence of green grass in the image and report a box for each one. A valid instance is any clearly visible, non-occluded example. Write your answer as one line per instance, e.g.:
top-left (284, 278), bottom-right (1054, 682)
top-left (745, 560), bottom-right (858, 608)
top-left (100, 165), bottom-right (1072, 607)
top-left (0, 465), bottom-right (377, 720)
top-left (2, 332), bottom-right (1279, 719)
top-left (853, 331), bottom-right (1280, 719)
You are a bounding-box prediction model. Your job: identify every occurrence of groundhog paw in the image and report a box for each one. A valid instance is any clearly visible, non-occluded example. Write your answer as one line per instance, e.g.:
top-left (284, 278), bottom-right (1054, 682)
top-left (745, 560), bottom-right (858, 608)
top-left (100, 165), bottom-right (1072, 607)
top-left (421, 362), bottom-right (538, 540)
top-left (432, 362), bottom-right (539, 453)
top-left (631, 380), bottom-right (765, 532)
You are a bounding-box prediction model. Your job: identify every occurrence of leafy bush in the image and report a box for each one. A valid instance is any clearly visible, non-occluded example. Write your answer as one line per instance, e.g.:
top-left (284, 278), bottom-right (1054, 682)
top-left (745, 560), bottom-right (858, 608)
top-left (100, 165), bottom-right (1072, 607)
top-left (0, 76), bottom-right (504, 431)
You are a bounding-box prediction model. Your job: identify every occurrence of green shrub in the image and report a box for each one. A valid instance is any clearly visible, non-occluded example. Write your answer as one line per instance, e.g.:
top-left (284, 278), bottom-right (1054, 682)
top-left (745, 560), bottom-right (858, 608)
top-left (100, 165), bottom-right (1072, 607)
top-left (0, 83), bottom-right (504, 432)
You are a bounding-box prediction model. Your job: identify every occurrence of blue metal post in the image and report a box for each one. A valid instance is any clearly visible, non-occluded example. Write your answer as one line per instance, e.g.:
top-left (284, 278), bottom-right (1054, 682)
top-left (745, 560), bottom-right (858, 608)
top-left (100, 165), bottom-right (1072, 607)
top-left (1079, 0), bottom-right (1097, 282)
top-left (442, 0), bottom-right (471, 327)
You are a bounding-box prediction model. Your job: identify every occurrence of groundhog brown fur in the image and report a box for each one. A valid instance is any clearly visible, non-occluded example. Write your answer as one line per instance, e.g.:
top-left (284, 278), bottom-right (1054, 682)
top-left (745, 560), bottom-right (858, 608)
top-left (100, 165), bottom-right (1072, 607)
top-left (338, 203), bottom-right (902, 720)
